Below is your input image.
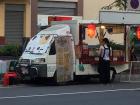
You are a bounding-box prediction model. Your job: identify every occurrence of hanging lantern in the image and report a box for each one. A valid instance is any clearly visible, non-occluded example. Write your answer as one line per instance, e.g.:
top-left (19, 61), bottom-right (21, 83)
top-left (136, 26), bottom-right (140, 40)
top-left (87, 24), bottom-right (96, 38)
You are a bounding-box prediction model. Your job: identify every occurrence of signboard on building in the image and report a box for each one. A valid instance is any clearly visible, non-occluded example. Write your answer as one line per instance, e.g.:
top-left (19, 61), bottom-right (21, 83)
top-left (38, 15), bottom-right (82, 26)
top-left (127, 0), bottom-right (140, 11)
top-left (99, 10), bottom-right (140, 24)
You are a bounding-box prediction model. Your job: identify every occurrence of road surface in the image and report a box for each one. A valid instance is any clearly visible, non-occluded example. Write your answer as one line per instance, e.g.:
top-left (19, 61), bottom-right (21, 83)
top-left (0, 82), bottom-right (140, 105)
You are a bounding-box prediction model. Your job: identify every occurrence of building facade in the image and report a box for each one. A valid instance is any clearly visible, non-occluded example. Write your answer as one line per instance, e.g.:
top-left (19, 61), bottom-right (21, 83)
top-left (79, 0), bottom-right (114, 20)
top-left (0, 0), bottom-right (114, 45)
top-left (38, 0), bottom-right (78, 16)
top-left (0, 0), bottom-right (37, 45)
top-left (0, 0), bottom-right (79, 45)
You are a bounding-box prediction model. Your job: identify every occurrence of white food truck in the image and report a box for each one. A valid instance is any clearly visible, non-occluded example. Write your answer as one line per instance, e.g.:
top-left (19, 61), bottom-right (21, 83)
top-left (17, 10), bottom-right (140, 83)
top-left (16, 20), bottom-right (130, 83)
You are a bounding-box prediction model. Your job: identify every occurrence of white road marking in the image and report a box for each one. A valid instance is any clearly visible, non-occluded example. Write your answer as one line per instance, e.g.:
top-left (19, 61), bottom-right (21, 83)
top-left (0, 88), bottom-right (140, 100)
top-left (0, 85), bottom-right (26, 89)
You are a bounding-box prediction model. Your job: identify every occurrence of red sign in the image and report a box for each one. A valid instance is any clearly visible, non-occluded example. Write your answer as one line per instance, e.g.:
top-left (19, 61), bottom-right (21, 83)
top-left (48, 16), bottom-right (72, 25)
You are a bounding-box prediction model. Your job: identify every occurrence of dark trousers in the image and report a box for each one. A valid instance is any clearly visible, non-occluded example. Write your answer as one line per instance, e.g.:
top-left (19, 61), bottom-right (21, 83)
top-left (98, 60), bottom-right (110, 84)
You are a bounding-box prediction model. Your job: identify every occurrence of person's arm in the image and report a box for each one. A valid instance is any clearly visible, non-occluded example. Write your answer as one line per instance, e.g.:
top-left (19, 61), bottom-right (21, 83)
top-left (110, 47), bottom-right (112, 57)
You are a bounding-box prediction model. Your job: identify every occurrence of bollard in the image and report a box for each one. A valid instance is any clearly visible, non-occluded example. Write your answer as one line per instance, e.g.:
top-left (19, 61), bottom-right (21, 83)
top-left (3, 72), bottom-right (17, 86)
top-left (3, 73), bottom-right (9, 86)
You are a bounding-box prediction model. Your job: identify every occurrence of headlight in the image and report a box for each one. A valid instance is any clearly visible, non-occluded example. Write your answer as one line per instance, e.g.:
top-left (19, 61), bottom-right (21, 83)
top-left (32, 58), bottom-right (45, 64)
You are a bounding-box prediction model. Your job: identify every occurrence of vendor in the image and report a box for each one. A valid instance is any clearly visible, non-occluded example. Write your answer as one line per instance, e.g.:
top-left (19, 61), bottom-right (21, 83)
top-left (98, 38), bottom-right (112, 84)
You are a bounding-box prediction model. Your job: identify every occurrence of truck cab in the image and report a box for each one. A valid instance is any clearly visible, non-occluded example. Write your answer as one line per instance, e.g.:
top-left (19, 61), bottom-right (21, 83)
top-left (17, 24), bottom-right (75, 82)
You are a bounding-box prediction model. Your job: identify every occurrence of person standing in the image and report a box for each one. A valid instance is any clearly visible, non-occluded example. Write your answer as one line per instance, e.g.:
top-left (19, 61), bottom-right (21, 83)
top-left (130, 44), bottom-right (137, 61)
top-left (98, 38), bottom-right (112, 84)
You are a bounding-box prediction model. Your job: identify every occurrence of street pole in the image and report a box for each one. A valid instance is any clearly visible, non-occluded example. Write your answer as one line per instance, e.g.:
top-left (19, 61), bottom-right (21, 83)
top-left (124, 0), bottom-right (129, 61)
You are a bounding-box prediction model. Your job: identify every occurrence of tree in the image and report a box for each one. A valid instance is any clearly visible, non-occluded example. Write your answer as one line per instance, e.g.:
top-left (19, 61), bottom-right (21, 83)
top-left (102, 0), bottom-right (127, 10)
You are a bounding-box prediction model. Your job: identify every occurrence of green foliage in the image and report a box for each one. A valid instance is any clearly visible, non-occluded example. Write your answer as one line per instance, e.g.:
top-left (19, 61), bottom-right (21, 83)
top-left (114, 0), bottom-right (127, 10)
top-left (102, 0), bottom-right (127, 10)
top-left (0, 44), bottom-right (22, 57)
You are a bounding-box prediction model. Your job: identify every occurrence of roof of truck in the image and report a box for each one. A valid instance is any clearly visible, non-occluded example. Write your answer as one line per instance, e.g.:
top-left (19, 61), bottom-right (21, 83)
top-left (38, 24), bottom-right (72, 36)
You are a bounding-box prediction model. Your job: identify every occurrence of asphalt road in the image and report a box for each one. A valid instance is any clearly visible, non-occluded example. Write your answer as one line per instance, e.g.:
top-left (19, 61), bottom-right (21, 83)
top-left (0, 82), bottom-right (140, 105)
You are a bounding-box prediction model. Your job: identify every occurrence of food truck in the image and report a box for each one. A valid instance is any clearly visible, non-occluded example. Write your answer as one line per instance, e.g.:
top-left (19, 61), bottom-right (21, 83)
top-left (16, 10), bottom-right (140, 83)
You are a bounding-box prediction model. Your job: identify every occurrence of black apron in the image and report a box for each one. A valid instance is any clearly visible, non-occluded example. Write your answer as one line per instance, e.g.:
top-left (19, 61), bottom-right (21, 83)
top-left (98, 46), bottom-right (110, 84)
